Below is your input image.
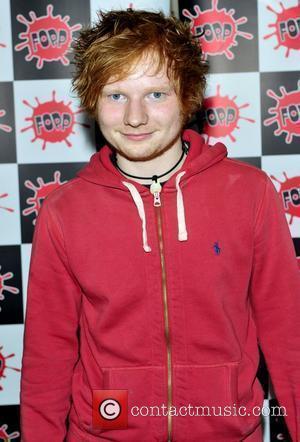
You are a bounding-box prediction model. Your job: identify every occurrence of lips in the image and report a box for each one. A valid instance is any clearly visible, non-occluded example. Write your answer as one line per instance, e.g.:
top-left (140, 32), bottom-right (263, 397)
top-left (122, 132), bottom-right (153, 141)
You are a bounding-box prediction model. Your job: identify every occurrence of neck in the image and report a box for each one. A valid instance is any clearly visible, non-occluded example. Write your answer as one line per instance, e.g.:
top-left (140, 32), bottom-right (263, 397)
top-left (115, 137), bottom-right (186, 185)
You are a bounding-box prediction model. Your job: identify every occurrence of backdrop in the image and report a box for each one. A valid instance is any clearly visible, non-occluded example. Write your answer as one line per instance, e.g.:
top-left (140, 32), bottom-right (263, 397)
top-left (0, 0), bottom-right (299, 440)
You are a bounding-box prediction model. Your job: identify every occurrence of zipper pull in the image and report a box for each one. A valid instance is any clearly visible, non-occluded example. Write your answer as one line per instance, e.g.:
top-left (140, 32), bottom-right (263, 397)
top-left (153, 191), bottom-right (161, 207)
top-left (150, 177), bottom-right (162, 207)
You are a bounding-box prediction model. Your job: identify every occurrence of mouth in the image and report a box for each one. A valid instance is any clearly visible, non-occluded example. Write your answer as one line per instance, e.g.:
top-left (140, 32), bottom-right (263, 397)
top-left (121, 132), bottom-right (153, 141)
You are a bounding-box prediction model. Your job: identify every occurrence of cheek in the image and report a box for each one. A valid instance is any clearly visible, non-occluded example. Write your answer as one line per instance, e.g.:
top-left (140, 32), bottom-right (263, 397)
top-left (97, 104), bottom-right (124, 128)
top-left (150, 100), bottom-right (182, 125)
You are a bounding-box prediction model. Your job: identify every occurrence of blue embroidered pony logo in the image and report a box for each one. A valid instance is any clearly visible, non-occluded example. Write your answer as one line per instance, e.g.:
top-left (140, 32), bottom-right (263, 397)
top-left (213, 241), bottom-right (221, 255)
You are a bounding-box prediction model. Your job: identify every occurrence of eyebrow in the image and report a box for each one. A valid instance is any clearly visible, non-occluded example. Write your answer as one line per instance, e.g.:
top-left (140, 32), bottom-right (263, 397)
top-left (102, 84), bottom-right (173, 93)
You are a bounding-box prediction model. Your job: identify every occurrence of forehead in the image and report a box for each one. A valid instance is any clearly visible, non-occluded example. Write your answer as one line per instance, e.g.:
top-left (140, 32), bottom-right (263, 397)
top-left (103, 53), bottom-right (174, 90)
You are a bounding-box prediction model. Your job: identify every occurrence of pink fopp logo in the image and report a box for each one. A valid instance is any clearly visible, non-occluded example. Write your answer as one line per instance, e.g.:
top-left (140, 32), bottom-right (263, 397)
top-left (182, 0), bottom-right (254, 59)
top-left (15, 4), bottom-right (82, 69)
top-left (0, 265), bottom-right (19, 312)
top-left (22, 90), bottom-right (89, 150)
top-left (264, 81), bottom-right (300, 144)
top-left (22, 171), bottom-right (67, 224)
top-left (264, 1), bottom-right (300, 57)
top-left (0, 345), bottom-right (21, 391)
top-left (202, 84), bottom-right (255, 143)
top-left (0, 110), bottom-right (12, 133)
top-left (271, 172), bottom-right (300, 225)
top-left (0, 193), bottom-right (14, 213)
top-left (0, 424), bottom-right (20, 440)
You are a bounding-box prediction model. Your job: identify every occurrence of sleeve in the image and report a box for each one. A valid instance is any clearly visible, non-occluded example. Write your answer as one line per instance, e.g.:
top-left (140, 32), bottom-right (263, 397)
top-left (20, 200), bottom-right (82, 441)
top-left (249, 174), bottom-right (300, 442)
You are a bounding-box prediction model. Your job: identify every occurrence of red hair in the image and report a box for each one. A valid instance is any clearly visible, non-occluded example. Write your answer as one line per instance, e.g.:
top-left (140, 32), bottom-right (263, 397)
top-left (72, 9), bottom-right (208, 125)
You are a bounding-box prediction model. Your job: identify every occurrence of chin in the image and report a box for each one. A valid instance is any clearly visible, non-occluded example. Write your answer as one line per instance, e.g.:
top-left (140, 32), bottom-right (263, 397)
top-left (114, 142), bottom-right (159, 162)
top-left (120, 149), bottom-right (159, 162)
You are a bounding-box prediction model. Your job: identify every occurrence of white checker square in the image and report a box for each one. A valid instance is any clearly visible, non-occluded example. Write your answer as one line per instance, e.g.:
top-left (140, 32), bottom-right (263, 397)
top-left (205, 72), bottom-right (262, 158)
top-left (0, 164), bottom-right (21, 245)
top-left (262, 154), bottom-right (300, 238)
top-left (258, 0), bottom-right (300, 72)
top-left (0, 324), bottom-right (23, 405)
top-left (0, 0), bottom-right (14, 81)
top-left (14, 79), bottom-right (96, 164)
top-left (90, 0), bottom-right (170, 23)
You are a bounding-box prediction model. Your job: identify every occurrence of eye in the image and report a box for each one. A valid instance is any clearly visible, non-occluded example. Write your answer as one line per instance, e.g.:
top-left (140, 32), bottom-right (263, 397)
top-left (108, 94), bottom-right (126, 102)
top-left (149, 92), bottom-right (166, 100)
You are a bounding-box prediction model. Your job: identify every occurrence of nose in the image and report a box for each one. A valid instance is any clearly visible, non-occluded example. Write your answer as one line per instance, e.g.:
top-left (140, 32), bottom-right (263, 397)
top-left (124, 98), bottom-right (148, 127)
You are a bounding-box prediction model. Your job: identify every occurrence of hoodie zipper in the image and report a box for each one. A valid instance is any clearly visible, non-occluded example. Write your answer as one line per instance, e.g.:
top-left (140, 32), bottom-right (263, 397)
top-left (155, 193), bottom-right (173, 442)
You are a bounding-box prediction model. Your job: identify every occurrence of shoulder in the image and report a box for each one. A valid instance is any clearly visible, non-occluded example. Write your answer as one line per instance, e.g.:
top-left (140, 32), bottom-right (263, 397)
top-left (40, 176), bottom-right (90, 215)
top-left (221, 157), bottom-right (270, 188)
top-left (44, 176), bottom-right (82, 202)
top-left (216, 158), bottom-right (277, 214)
top-left (223, 157), bottom-right (265, 177)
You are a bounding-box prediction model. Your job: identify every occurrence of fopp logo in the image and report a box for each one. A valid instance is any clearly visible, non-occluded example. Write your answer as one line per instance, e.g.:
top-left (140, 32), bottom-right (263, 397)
top-left (15, 4), bottom-right (82, 69)
top-left (271, 172), bottom-right (300, 225)
top-left (182, 0), bottom-right (254, 59)
top-left (0, 345), bottom-right (21, 391)
top-left (0, 109), bottom-right (12, 133)
top-left (0, 265), bottom-right (19, 312)
top-left (264, 1), bottom-right (300, 57)
top-left (0, 192), bottom-right (14, 213)
top-left (202, 84), bottom-right (255, 143)
top-left (264, 81), bottom-right (300, 144)
top-left (0, 424), bottom-right (20, 441)
top-left (22, 90), bottom-right (89, 150)
top-left (22, 171), bottom-right (67, 224)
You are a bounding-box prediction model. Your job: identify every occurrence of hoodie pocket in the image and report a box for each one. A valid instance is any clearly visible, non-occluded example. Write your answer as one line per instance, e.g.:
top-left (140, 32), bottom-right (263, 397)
top-left (71, 363), bottom-right (165, 440)
top-left (102, 365), bottom-right (166, 441)
top-left (173, 363), bottom-right (263, 440)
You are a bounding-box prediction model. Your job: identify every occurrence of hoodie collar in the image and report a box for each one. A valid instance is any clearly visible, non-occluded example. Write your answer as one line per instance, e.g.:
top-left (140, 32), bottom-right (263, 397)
top-left (77, 129), bottom-right (228, 252)
top-left (76, 129), bottom-right (228, 194)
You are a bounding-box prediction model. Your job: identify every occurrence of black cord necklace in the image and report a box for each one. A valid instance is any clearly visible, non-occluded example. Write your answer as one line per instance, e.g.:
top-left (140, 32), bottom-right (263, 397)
top-left (112, 140), bottom-right (190, 183)
top-left (111, 140), bottom-right (190, 206)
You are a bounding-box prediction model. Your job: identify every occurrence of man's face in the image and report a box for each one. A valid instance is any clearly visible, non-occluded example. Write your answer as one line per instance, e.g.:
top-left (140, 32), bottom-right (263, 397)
top-left (96, 56), bottom-right (183, 162)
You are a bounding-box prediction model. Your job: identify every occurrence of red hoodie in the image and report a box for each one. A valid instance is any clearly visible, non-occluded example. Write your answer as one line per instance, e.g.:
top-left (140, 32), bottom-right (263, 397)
top-left (20, 129), bottom-right (300, 441)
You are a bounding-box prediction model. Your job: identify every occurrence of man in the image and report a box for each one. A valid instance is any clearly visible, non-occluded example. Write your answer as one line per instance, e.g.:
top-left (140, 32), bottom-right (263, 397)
top-left (20, 9), bottom-right (300, 442)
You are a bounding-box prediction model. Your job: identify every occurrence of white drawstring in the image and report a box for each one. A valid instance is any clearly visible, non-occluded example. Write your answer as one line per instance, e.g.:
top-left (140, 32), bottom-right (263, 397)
top-left (122, 173), bottom-right (188, 252)
top-left (175, 171), bottom-right (188, 241)
top-left (122, 181), bottom-right (152, 253)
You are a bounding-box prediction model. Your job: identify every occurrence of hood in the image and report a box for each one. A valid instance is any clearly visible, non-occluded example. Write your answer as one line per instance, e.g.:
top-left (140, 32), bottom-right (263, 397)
top-left (77, 129), bottom-right (227, 194)
top-left (76, 129), bottom-right (228, 253)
